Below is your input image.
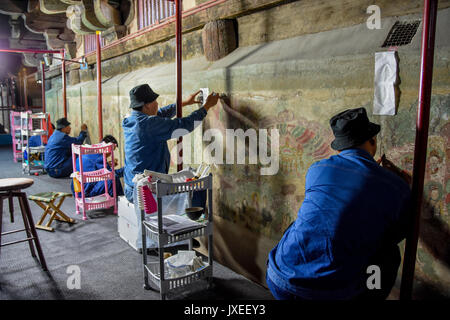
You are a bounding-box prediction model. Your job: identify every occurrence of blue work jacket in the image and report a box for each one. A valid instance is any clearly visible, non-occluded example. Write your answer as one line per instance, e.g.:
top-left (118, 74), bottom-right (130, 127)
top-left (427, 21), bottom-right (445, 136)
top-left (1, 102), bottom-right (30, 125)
top-left (71, 153), bottom-right (124, 197)
top-left (44, 129), bottom-right (87, 169)
top-left (28, 135), bottom-right (43, 147)
top-left (267, 148), bottom-right (411, 299)
top-left (122, 104), bottom-right (207, 189)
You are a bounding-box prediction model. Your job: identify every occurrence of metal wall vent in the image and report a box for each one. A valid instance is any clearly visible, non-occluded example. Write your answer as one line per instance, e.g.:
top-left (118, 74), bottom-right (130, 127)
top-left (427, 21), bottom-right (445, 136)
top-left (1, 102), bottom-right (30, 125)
top-left (381, 20), bottom-right (421, 47)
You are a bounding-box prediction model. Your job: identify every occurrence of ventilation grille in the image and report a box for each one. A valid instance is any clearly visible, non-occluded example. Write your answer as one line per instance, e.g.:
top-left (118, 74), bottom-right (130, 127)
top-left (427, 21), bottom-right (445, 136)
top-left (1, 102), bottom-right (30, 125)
top-left (382, 20), bottom-right (421, 48)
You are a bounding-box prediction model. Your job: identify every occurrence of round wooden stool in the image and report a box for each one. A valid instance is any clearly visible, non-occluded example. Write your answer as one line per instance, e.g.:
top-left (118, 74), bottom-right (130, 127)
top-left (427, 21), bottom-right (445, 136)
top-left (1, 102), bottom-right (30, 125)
top-left (0, 178), bottom-right (47, 271)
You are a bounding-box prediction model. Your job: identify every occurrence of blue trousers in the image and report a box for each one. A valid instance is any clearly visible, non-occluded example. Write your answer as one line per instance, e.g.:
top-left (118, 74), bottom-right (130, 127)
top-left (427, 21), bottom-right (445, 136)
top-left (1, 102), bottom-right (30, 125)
top-left (266, 245), bottom-right (400, 300)
top-left (46, 158), bottom-right (73, 178)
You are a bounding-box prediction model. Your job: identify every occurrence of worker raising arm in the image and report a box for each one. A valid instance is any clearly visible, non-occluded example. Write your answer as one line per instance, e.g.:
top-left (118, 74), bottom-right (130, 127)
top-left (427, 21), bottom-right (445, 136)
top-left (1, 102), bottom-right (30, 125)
top-left (122, 84), bottom-right (219, 203)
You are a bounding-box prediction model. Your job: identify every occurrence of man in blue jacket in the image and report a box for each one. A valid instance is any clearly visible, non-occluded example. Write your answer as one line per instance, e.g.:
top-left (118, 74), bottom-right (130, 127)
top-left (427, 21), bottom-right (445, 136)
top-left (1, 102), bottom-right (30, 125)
top-left (122, 84), bottom-right (219, 203)
top-left (44, 118), bottom-right (88, 178)
top-left (71, 135), bottom-right (124, 198)
top-left (266, 107), bottom-right (411, 300)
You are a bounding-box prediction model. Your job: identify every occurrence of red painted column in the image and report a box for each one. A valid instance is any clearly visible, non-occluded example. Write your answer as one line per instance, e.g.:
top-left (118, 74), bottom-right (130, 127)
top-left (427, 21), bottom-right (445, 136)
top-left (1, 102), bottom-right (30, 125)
top-left (19, 70), bottom-right (23, 108)
top-left (96, 31), bottom-right (103, 141)
top-left (400, 0), bottom-right (438, 300)
top-left (23, 74), bottom-right (28, 110)
top-left (175, 0), bottom-right (183, 172)
top-left (61, 49), bottom-right (67, 118)
top-left (41, 61), bottom-right (46, 113)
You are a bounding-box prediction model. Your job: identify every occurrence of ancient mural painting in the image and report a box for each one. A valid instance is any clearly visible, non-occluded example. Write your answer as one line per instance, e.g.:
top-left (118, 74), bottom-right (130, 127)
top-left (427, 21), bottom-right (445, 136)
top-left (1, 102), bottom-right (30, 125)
top-left (169, 94), bottom-right (337, 240)
top-left (378, 94), bottom-right (450, 295)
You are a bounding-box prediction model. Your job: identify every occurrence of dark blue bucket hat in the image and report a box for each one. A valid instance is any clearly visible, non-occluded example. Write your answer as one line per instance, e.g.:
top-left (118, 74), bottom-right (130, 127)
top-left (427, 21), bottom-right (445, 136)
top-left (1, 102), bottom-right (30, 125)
top-left (129, 84), bottom-right (159, 109)
top-left (56, 117), bottom-right (71, 130)
top-left (330, 107), bottom-right (380, 151)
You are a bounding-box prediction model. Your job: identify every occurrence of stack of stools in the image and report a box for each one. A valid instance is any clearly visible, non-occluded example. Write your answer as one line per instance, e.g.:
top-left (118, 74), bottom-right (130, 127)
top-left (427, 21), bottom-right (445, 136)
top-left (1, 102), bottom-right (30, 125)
top-left (0, 178), bottom-right (47, 271)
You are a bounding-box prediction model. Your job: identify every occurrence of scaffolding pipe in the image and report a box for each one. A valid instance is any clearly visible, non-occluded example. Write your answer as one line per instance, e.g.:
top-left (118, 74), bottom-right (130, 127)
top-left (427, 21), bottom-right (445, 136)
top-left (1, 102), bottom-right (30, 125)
top-left (41, 61), bottom-right (46, 113)
top-left (96, 31), bottom-right (103, 141)
top-left (61, 49), bottom-right (67, 118)
top-left (0, 48), bottom-right (60, 54)
top-left (400, 0), bottom-right (438, 300)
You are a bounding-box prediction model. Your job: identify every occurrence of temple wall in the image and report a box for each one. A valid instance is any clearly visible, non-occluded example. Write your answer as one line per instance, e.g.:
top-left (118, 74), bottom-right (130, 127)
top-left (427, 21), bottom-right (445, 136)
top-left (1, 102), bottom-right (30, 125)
top-left (44, 1), bottom-right (450, 299)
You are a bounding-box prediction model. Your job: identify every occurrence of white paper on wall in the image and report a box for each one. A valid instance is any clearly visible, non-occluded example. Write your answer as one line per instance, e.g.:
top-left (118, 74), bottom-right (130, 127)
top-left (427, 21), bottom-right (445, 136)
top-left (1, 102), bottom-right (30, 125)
top-left (373, 51), bottom-right (397, 116)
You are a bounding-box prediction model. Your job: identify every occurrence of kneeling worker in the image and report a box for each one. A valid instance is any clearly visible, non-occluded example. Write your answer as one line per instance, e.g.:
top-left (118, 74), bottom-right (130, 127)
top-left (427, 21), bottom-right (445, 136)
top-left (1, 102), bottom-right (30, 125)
top-left (266, 107), bottom-right (411, 300)
top-left (122, 84), bottom-right (219, 203)
top-left (45, 117), bottom-right (88, 178)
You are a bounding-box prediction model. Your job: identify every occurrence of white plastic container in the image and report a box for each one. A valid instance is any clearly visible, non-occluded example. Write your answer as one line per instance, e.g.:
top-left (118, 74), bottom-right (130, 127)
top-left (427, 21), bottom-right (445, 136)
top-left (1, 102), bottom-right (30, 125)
top-left (118, 196), bottom-right (143, 251)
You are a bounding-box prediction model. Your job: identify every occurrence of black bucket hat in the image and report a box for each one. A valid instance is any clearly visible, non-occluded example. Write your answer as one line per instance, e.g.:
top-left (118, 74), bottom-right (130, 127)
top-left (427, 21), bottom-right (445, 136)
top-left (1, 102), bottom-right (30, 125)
top-left (56, 117), bottom-right (71, 130)
top-left (129, 84), bottom-right (159, 109)
top-left (330, 107), bottom-right (380, 151)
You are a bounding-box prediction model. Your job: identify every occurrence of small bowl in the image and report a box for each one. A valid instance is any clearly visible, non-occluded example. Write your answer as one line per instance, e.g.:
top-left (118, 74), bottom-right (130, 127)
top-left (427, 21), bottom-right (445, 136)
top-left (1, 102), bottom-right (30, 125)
top-left (185, 207), bottom-right (204, 221)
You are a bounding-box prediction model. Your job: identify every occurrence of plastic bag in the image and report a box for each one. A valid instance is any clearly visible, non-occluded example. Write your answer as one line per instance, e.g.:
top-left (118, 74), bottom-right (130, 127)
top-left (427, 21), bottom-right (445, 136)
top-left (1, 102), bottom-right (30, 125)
top-left (164, 250), bottom-right (206, 278)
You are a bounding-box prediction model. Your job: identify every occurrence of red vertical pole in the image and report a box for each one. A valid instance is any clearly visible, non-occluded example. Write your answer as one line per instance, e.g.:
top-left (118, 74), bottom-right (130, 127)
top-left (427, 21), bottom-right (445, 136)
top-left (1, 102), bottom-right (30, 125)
top-left (19, 71), bottom-right (23, 108)
top-left (23, 74), bottom-right (28, 110)
top-left (41, 61), bottom-right (46, 113)
top-left (175, 0), bottom-right (183, 172)
top-left (400, 0), bottom-right (438, 300)
top-left (61, 49), bottom-right (67, 118)
top-left (96, 30), bottom-right (103, 141)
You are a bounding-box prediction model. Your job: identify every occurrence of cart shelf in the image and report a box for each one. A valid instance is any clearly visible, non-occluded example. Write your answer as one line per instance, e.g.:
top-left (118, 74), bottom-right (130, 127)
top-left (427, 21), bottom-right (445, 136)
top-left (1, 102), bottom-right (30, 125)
top-left (72, 143), bottom-right (113, 155)
top-left (145, 257), bottom-right (212, 292)
top-left (73, 168), bottom-right (114, 183)
top-left (143, 220), bottom-right (211, 246)
top-left (75, 194), bottom-right (116, 211)
top-left (149, 175), bottom-right (212, 196)
top-left (28, 146), bottom-right (46, 153)
top-left (30, 113), bottom-right (48, 120)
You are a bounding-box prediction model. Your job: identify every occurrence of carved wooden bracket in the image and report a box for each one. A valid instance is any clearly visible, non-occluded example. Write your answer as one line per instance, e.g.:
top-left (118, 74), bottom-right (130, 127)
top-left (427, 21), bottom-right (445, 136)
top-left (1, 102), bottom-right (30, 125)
top-left (202, 19), bottom-right (237, 61)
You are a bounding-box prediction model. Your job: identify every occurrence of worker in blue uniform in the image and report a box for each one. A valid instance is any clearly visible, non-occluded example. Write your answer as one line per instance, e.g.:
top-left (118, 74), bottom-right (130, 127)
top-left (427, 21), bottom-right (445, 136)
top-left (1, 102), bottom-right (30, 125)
top-left (266, 107), bottom-right (411, 300)
top-left (71, 135), bottom-right (124, 198)
top-left (122, 84), bottom-right (219, 204)
top-left (44, 117), bottom-right (88, 178)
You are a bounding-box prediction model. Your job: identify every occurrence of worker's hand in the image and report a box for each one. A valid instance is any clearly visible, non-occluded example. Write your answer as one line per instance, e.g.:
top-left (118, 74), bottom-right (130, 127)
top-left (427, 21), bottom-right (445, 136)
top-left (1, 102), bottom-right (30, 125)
top-left (378, 155), bottom-right (412, 185)
top-left (81, 123), bottom-right (88, 131)
top-left (182, 90), bottom-right (202, 107)
top-left (203, 92), bottom-right (220, 111)
top-left (108, 159), bottom-right (118, 168)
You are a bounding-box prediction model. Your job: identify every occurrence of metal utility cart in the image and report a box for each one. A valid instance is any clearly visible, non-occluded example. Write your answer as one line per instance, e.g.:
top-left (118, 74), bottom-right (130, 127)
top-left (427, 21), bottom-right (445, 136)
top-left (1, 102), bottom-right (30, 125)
top-left (10, 111), bottom-right (28, 162)
top-left (71, 142), bottom-right (117, 221)
top-left (140, 174), bottom-right (213, 300)
top-left (21, 112), bottom-right (49, 175)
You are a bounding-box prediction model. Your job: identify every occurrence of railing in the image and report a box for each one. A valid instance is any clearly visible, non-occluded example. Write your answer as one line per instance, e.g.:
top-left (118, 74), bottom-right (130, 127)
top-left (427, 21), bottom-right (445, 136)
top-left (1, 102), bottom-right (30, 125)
top-left (84, 34), bottom-right (106, 55)
top-left (138, 0), bottom-right (176, 30)
top-left (79, 0), bottom-right (226, 57)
